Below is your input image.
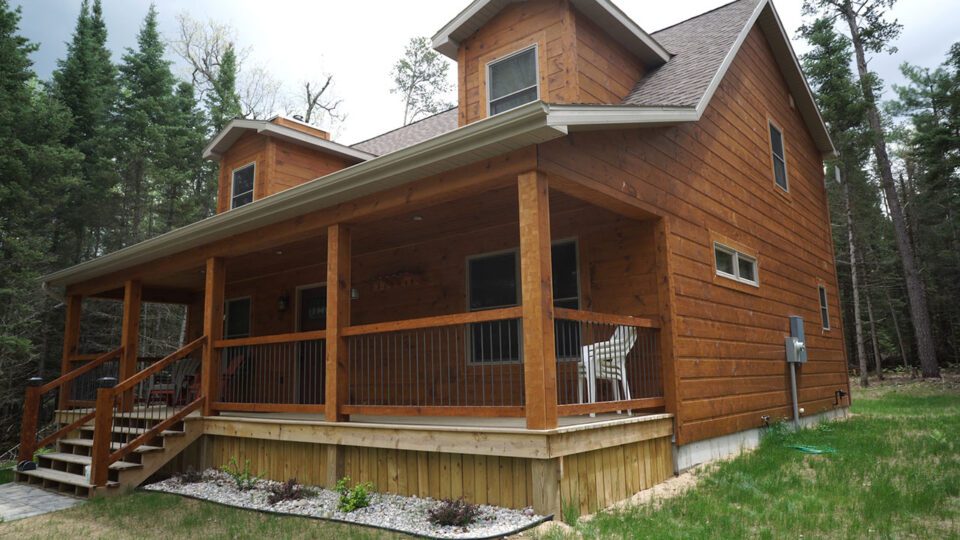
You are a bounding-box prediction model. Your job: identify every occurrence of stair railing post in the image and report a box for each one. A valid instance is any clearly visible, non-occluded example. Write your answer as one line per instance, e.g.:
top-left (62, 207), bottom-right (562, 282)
top-left (90, 384), bottom-right (115, 487)
top-left (17, 382), bottom-right (42, 462)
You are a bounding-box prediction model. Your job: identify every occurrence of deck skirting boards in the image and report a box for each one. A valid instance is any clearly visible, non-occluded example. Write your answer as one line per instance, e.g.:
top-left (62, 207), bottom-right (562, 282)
top-left (675, 407), bottom-right (850, 472)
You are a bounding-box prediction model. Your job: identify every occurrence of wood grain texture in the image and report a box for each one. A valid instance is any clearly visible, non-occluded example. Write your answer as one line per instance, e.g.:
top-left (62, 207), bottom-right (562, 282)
top-left (201, 258), bottom-right (225, 416)
top-left (539, 26), bottom-right (849, 445)
top-left (325, 224), bottom-right (351, 421)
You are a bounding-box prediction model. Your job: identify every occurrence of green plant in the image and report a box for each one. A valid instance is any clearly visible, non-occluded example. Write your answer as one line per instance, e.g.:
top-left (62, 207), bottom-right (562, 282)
top-left (268, 478), bottom-right (314, 504)
top-left (561, 497), bottom-right (580, 525)
top-left (222, 457), bottom-right (260, 491)
top-left (427, 498), bottom-right (481, 527)
top-left (32, 447), bottom-right (53, 461)
top-left (335, 476), bottom-right (374, 512)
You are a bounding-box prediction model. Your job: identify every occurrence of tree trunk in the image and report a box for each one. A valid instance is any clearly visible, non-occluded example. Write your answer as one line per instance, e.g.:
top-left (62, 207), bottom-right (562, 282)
top-left (865, 291), bottom-right (883, 380)
top-left (842, 6), bottom-right (940, 379)
top-left (842, 173), bottom-right (869, 387)
top-left (883, 288), bottom-right (911, 376)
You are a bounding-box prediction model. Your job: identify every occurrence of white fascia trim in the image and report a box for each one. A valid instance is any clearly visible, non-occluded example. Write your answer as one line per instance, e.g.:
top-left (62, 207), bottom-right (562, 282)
top-left (546, 104), bottom-right (699, 127)
top-left (201, 119), bottom-right (375, 162)
top-left (42, 101), bottom-right (560, 289)
top-left (255, 123), bottom-right (375, 162)
top-left (693, 0), bottom-right (836, 159)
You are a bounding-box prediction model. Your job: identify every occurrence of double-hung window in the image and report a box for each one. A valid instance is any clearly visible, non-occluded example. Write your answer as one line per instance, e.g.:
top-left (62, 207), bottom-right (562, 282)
top-left (769, 123), bottom-right (788, 191)
top-left (487, 46), bottom-right (539, 115)
top-left (231, 163), bottom-right (255, 209)
top-left (714, 242), bottom-right (758, 286)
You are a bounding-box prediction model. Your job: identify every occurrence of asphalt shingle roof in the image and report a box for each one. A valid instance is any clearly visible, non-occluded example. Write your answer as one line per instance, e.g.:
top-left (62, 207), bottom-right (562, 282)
top-left (351, 108), bottom-right (459, 156)
top-left (624, 0), bottom-right (758, 108)
top-left (353, 0), bottom-right (758, 156)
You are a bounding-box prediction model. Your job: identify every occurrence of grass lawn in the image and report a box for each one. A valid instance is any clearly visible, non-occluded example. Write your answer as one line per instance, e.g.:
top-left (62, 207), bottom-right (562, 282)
top-left (561, 374), bottom-right (960, 539)
top-left (0, 375), bottom-right (956, 539)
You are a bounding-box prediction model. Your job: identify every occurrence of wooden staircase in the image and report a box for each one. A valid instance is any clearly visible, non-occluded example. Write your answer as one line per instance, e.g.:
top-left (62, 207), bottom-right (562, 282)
top-left (16, 410), bottom-right (202, 498)
top-left (16, 337), bottom-right (207, 498)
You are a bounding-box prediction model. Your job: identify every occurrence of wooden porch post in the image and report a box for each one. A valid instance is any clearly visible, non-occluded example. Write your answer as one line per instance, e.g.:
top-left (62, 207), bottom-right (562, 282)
top-left (518, 170), bottom-right (558, 430)
top-left (57, 294), bottom-right (83, 410)
top-left (201, 257), bottom-right (226, 416)
top-left (654, 218), bottom-right (682, 445)
top-left (119, 280), bottom-right (141, 411)
top-left (325, 225), bottom-right (351, 422)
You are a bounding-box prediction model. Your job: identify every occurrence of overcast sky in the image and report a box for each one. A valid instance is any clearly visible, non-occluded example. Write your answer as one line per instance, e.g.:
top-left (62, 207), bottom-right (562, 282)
top-left (12, 0), bottom-right (957, 145)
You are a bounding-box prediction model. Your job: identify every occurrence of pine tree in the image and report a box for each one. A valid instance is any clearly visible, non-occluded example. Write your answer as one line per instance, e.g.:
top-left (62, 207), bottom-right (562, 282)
top-left (206, 43), bottom-right (241, 133)
top-left (49, 0), bottom-right (118, 263)
top-left (0, 0), bottom-right (81, 447)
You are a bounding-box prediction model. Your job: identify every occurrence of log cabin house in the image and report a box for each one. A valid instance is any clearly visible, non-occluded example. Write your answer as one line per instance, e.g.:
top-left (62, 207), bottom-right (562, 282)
top-left (17, 0), bottom-right (851, 518)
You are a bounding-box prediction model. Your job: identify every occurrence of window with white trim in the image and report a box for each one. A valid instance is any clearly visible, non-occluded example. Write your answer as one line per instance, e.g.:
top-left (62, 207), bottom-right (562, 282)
top-left (231, 163), bottom-right (255, 209)
top-left (818, 284), bottom-right (830, 330)
top-left (769, 123), bottom-right (788, 191)
top-left (714, 242), bottom-right (758, 286)
top-left (487, 46), bottom-right (539, 116)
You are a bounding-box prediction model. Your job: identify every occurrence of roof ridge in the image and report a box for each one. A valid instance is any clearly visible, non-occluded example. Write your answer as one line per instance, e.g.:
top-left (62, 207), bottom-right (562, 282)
top-left (651, 0), bottom-right (756, 35)
top-left (351, 107), bottom-right (457, 148)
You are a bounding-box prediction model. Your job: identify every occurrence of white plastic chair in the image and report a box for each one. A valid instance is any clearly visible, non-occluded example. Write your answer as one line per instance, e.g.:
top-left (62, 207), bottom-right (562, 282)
top-left (578, 326), bottom-right (637, 412)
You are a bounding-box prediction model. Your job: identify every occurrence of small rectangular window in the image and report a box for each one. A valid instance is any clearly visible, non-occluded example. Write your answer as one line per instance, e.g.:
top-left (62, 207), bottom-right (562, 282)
top-left (231, 163), bottom-right (255, 209)
top-left (487, 46), bottom-right (539, 116)
top-left (769, 123), bottom-right (788, 191)
top-left (818, 285), bottom-right (830, 329)
top-left (714, 242), bottom-right (758, 286)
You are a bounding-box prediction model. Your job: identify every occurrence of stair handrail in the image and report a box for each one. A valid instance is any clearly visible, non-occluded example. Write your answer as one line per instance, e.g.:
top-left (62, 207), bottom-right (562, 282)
top-left (18, 347), bottom-right (124, 462)
top-left (89, 336), bottom-right (206, 486)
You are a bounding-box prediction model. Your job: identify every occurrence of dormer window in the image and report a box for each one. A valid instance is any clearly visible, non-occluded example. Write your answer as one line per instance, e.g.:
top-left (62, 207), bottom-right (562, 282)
top-left (487, 46), bottom-right (539, 115)
top-left (231, 162), bottom-right (255, 209)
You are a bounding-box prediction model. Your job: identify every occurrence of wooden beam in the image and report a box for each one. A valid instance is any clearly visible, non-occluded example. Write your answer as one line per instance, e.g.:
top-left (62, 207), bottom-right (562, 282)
top-left (654, 218), bottom-right (682, 446)
top-left (119, 281), bottom-right (141, 411)
top-left (325, 224), bottom-right (351, 422)
top-left (92, 286), bottom-right (199, 305)
top-left (518, 170), bottom-right (558, 430)
top-left (201, 258), bottom-right (225, 416)
top-left (57, 295), bottom-right (82, 410)
top-left (546, 168), bottom-right (661, 221)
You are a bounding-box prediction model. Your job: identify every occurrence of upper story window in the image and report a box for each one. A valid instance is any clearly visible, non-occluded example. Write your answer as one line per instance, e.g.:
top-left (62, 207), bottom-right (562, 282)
top-left (769, 122), bottom-right (788, 191)
top-left (818, 284), bottom-right (830, 330)
top-left (487, 46), bottom-right (539, 116)
top-left (714, 242), bottom-right (758, 286)
top-left (231, 163), bottom-right (255, 209)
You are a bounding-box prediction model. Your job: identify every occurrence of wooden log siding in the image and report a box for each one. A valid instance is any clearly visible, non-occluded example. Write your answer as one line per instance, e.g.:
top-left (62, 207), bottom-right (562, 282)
top-left (539, 25), bottom-right (850, 444)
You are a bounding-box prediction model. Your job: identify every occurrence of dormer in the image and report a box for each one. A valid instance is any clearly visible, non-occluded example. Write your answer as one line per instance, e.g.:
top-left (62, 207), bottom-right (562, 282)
top-left (203, 116), bottom-right (373, 213)
top-left (433, 0), bottom-right (671, 126)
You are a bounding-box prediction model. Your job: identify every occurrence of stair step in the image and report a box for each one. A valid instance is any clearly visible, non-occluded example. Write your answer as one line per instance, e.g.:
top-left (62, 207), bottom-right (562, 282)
top-left (18, 467), bottom-right (117, 489)
top-left (41, 452), bottom-right (142, 471)
top-left (59, 438), bottom-right (164, 453)
top-left (79, 425), bottom-right (185, 437)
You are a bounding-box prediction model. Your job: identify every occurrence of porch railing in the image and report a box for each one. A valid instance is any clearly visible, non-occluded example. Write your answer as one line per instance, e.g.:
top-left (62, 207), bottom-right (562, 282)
top-left (343, 307), bottom-right (525, 417)
top-left (63, 355), bottom-right (164, 407)
top-left (212, 330), bottom-right (327, 413)
top-left (18, 347), bottom-right (123, 462)
top-left (554, 308), bottom-right (663, 416)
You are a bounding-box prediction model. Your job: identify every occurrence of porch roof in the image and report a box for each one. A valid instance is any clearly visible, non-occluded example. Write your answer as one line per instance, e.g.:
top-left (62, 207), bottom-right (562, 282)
top-left (42, 101), bottom-right (697, 292)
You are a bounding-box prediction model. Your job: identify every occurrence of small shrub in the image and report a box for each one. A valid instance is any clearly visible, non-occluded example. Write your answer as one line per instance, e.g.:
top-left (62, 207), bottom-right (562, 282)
top-left (335, 476), bottom-right (374, 512)
top-left (268, 478), bottom-right (315, 504)
top-left (561, 498), bottom-right (580, 525)
top-left (176, 466), bottom-right (203, 484)
top-left (222, 457), bottom-right (260, 491)
top-left (428, 498), bottom-right (481, 527)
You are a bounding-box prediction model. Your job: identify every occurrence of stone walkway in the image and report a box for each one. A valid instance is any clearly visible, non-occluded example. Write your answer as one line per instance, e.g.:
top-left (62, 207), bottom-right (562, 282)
top-left (0, 483), bottom-right (83, 522)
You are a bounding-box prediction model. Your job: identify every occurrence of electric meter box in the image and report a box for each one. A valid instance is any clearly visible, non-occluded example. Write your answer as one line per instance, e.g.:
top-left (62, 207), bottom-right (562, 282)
top-left (785, 316), bottom-right (807, 363)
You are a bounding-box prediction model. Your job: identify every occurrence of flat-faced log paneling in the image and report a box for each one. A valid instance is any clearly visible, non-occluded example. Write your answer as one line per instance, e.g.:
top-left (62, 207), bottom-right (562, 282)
top-left (271, 139), bottom-right (354, 195)
top-left (539, 26), bottom-right (849, 445)
top-left (573, 9), bottom-right (644, 104)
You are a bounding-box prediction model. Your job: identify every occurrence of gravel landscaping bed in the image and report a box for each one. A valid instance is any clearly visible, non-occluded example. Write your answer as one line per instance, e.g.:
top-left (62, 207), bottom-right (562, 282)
top-left (143, 469), bottom-right (548, 539)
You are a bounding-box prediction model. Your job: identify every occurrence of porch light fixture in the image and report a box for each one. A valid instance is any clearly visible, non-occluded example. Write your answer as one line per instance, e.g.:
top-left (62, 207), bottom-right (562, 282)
top-left (277, 292), bottom-right (290, 312)
top-left (351, 288), bottom-right (360, 300)
top-left (412, 215), bottom-right (423, 221)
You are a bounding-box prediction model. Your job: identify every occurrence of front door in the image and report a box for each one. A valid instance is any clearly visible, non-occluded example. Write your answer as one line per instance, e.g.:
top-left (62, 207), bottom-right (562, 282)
top-left (297, 285), bottom-right (326, 404)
